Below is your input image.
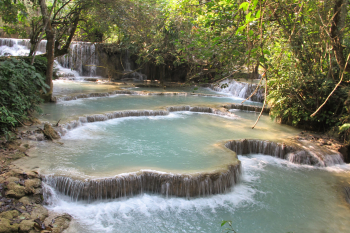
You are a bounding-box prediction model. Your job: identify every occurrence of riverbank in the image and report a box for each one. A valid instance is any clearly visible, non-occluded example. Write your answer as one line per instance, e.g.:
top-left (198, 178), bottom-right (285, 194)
top-left (0, 141), bottom-right (71, 233)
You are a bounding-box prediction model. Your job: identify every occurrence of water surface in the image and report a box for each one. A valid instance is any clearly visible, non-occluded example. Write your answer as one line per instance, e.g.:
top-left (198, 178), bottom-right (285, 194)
top-left (45, 154), bottom-right (350, 233)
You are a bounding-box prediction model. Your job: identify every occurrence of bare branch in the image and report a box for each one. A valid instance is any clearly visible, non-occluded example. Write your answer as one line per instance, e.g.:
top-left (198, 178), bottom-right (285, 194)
top-left (310, 53), bottom-right (350, 117)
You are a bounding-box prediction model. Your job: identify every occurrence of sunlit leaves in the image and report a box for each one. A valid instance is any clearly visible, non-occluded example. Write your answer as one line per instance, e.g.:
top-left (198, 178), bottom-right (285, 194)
top-left (239, 2), bottom-right (250, 12)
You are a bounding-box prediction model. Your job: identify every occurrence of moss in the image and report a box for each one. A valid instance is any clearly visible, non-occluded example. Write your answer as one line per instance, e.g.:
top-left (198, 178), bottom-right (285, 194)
top-left (42, 124), bottom-right (61, 140)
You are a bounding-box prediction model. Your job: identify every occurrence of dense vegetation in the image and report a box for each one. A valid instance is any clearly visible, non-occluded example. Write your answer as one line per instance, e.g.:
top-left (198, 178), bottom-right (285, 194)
top-left (1, 0), bottom-right (350, 141)
top-left (0, 57), bottom-right (49, 139)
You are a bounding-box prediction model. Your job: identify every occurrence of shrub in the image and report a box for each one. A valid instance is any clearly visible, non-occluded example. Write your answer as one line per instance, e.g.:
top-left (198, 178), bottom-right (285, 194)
top-left (0, 58), bottom-right (49, 139)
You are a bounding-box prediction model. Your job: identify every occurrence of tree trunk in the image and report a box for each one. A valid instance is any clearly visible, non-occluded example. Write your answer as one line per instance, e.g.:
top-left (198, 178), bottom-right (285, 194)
top-left (45, 29), bottom-right (55, 96)
top-left (54, 14), bottom-right (80, 58)
top-left (39, 0), bottom-right (54, 102)
top-left (331, 0), bottom-right (350, 72)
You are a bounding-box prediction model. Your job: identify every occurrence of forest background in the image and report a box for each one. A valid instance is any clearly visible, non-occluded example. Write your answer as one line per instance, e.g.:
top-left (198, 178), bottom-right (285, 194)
top-left (0, 0), bottom-right (350, 144)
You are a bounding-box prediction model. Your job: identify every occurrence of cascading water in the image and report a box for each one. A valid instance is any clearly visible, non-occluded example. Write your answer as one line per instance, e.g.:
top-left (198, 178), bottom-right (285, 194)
top-left (225, 139), bottom-right (344, 167)
top-left (211, 78), bottom-right (264, 102)
top-left (122, 50), bottom-right (146, 81)
top-left (0, 38), bottom-right (46, 56)
top-left (56, 42), bottom-right (99, 77)
top-left (0, 38), bottom-right (100, 80)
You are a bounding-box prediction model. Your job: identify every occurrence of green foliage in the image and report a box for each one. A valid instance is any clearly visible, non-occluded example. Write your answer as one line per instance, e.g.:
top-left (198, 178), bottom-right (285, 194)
top-left (1, 0), bottom-right (350, 133)
top-left (0, 0), bottom-right (31, 37)
top-left (221, 220), bottom-right (237, 233)
top-left (0, 58), bottom-right (49, 139)
top-left (340, 123), bottom-right (350, 133)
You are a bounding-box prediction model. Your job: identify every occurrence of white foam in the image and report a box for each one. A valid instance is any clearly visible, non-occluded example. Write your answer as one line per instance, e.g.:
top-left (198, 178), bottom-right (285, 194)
top-left (245, 153), bottom-right (350, 173)
top-left (46, 182), bottom-right (256, 233)
top-left (62, 113), bottom-right (186, 139)
top-left (0, 44), bottom-right (30, 56)
top-left (43, 154), bottom-right (265, 232)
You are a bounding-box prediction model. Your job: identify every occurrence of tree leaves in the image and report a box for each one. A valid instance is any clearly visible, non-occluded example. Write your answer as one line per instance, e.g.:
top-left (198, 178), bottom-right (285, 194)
top-left (0, 58), bottom-right (47, 135)
top-left (239, 2), bottom-right (249, 12)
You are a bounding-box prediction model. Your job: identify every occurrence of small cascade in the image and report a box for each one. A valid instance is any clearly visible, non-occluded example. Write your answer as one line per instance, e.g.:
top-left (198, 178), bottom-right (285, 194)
top-left (225, 139), bottom-right (344, 167)
top-left (167, 105), bottom-right (236, 118)
top-left (0, 38), bottom-right (46, 56)
top-left (122, 50), bottom-right (147, 81)
top-left (292, 140), bottom-right (345, 167)
top-left (211, 79), bottom-right (264, 102)
top-left (41, 137), bottom-right (344, 202)
top-left (50, 106), bottom-right (236, 136)
top-left (52, 91), bottom-right (188, 102)
top-left (43, 165), bottom-right (241, 201)
top-left (224, 103), bottom-right (270, 114)
top-left (56, 42), bottom-right (98, 77)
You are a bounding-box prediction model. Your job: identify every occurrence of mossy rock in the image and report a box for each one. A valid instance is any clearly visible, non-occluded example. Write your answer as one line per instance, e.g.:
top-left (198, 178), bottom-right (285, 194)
top-left (19, 220), bottom-right (35, 232)
top-left (30, 205), bottom-right (48, 221)
top-left (43, 124), bottom-right (60, 140)
top-left (6, 182), bottom-right (26, 199)
top-left (0, 210), bottom-right (20, 220)
top-left (0, 218), bottom-right (19, 232)
top-left (19, 196), bottom-right (34, 206)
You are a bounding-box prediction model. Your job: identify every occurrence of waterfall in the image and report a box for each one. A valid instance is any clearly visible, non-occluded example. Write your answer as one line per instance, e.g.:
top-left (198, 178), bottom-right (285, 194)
top-left (224, 103), bottom-right (270, 114)
top-left (225, 139), bottom-right (344, 167)
top-left (0, 38), bottom-right (46, 56)
top-left (56, 42), bottom-right (98, 77)
top-left (0, 38), bottom-right (147, 80)
top-left (41, 138), bottom-right (345, 202)
top-left (43, 165), bottom-right (241, 201)
top-left (211, 79), bottom-right (264, 102)
top-left (56, 45), bottom-right (146, 80)
top-left (122, 50), bottom-right (147, 81)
